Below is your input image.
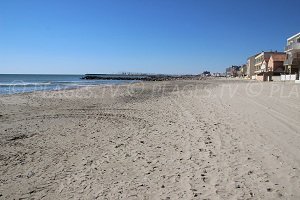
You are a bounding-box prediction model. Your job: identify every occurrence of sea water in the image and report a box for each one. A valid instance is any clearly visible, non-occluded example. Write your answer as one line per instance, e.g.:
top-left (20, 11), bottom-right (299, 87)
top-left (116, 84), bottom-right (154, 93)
top-left (0, 74), bottom-right (134, 95)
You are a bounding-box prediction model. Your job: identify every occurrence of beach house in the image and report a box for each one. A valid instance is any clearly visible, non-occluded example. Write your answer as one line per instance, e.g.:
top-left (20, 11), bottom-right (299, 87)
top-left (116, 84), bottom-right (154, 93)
top-left (283, 32), bottom-right (300, 83)
top-left (254, 51), bottom-right (286, 81)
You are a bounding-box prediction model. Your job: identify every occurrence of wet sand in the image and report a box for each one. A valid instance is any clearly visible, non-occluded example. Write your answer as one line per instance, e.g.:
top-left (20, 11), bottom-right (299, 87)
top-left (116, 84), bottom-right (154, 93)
top-left (0, 79), bottom-right (300, 199)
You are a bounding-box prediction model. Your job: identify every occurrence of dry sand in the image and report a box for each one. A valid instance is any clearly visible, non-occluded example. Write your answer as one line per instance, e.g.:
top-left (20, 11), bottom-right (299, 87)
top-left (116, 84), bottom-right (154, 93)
top-left (0, 79), bottom-right (300, 199)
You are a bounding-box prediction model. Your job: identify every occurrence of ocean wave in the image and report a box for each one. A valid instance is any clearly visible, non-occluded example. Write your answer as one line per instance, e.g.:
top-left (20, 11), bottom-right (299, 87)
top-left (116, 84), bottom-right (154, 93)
top-left (0, 82), bottom-right (52, 87)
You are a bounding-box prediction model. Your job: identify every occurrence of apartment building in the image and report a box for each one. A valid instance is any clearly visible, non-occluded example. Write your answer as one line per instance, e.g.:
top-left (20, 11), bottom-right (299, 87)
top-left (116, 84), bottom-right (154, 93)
top-left (254, 51), bottom-right (285, 81)
top-left (284, 32), bottom-right (300, 82)
top-left (246, 54), bottom-right (258, 79)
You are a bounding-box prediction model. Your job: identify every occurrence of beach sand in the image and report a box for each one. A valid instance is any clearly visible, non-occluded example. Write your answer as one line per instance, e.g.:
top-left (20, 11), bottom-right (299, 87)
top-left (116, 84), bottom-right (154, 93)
top-left (0, 79), bottom-right (300, 199)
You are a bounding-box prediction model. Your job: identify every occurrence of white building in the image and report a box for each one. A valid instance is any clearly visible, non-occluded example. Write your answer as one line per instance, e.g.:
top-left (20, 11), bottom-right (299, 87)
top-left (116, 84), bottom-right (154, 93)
top-left (284, 32), bottom-right (300, 83)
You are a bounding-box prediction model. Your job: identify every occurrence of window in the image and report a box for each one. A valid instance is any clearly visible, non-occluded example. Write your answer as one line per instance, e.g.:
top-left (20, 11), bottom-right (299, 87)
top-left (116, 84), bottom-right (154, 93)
top-left (297, 37), bottom-right (300, 43)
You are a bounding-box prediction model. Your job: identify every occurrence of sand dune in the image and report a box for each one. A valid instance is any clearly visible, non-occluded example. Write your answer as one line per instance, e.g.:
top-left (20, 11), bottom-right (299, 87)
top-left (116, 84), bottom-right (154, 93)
top-left (0, 80), bottom-right (299, 199)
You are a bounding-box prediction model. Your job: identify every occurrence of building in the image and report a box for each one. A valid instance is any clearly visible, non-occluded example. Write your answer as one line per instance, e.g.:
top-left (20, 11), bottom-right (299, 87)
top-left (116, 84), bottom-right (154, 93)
top-left (202, 71), bottom-right (211, 76)
top-left (254, 51), bottom-right (285, 81)
top-left (211, 72), bottom-right (224, 77)
top-left (284, 32), bottom-right (300, 83)
top-left (239, 64), bottom-right (247, 77)
top-left (246, 54), bottom-right (258, 79)
top-left (266, 54), bottom-right (286, 81)
top-left (226, 65), bottom-right (241, 77)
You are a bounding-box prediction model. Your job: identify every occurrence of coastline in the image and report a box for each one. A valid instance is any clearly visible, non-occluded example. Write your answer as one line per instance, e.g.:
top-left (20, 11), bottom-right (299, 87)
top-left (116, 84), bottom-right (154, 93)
top-left (1, 79), bottom-right (300, 199)
top-left (0, 74), bottom-right (140, 96)
top-left (0, 80), bottom-right (141, 98)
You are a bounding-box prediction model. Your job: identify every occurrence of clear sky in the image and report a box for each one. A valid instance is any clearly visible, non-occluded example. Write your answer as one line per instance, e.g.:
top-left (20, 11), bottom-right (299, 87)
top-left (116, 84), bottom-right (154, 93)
top-left (1, 0), bottom-right (300, 75)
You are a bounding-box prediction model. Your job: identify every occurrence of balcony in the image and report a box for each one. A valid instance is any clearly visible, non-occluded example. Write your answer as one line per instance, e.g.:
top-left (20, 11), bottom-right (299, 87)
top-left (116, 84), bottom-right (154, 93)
top-left (285, 43), bottom-right (300, 52)
top-left (254, 70), bottom-right (262, 74)
top-left (254, 69), bottom-right (267, 74)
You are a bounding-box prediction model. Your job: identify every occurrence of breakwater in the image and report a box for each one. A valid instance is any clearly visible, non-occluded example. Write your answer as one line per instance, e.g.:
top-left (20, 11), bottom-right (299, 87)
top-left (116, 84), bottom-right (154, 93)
top-left (81, 74), bottom-right (201, 81)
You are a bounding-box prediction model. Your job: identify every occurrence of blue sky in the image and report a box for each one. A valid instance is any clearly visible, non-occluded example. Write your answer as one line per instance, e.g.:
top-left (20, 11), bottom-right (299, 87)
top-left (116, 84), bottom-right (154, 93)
top-left (1, 0), bottom-right (300, 74)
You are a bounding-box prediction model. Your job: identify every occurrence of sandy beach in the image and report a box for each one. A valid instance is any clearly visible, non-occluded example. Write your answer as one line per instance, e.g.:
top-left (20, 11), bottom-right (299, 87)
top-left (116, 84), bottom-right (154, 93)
top-left (0, 79), bottom-right (300, 199)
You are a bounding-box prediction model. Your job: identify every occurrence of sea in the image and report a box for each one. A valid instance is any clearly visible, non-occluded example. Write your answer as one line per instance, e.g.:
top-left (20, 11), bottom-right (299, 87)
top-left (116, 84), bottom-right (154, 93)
top-left (0, 74), bottom-right (134, 95)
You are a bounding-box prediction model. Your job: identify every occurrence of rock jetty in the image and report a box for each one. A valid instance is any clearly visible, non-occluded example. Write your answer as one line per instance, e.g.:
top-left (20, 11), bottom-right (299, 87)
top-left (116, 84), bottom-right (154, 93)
top-left (81, 74), bottom-right (203, 81)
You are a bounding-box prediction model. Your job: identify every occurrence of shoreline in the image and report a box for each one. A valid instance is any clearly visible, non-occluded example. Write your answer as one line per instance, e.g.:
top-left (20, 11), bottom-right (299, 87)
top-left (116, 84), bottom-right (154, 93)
top-left (0, 80), bottom-right (141, 97)
top-left (1, 76), bottom-right (295, 98)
